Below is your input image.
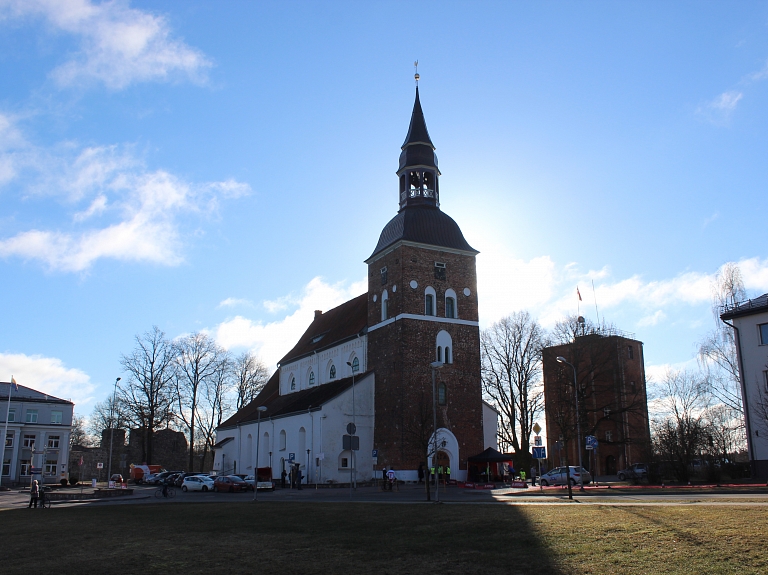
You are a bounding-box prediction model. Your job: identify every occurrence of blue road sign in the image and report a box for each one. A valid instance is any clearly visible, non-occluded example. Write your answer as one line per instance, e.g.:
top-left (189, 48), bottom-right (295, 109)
top-left (372, 449), bottom-right (378, 458)
top-left (585, 435), bottom-right (598, 449)
top-left (532, 447), bottom-right (547, 460)
top-left (288, 453), bottom-right (295, 462)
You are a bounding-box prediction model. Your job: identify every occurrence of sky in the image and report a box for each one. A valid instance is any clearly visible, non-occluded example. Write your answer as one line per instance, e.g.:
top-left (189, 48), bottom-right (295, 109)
top-left (1, 0), bottom-right (768, 419)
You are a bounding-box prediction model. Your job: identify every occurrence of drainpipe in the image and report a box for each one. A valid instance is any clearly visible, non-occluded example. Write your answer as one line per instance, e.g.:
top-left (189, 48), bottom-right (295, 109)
top-left (720, 318), bottom-right (756, 474)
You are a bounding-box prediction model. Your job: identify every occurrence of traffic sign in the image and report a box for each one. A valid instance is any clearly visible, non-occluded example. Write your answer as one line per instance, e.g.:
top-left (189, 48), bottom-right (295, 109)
top-left (342, 435), bottom-right (360, 451)
top-left (532, 422), bottom-right (542, 435)
top-left (288, 453), bottom-right (295, 462)
top-left (534, 435), bottom-right (542, 447)
top-left (97, 462), bottom-right (104, 469)
top-left (585, 435), bottom-right (598, 449)
top-left (372, 449), bottom-right (378, 458)
top-left (532, 447), bottom-right (547, 460)
top-left (346, 422), bottom-right (357, 435)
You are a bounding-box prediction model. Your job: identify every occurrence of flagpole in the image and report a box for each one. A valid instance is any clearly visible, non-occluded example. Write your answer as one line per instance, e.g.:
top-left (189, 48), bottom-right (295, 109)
top-left (0, 377), bottom-right (13, 489)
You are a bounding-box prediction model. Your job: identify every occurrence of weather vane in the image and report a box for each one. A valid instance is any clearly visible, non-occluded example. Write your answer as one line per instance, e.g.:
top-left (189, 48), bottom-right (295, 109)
top-left (414, 60), bottom-right (419, 85)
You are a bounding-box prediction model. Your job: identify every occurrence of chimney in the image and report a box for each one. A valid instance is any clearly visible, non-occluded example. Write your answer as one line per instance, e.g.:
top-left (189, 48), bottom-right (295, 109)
top-left (314, 310), bottom-right (323, 319)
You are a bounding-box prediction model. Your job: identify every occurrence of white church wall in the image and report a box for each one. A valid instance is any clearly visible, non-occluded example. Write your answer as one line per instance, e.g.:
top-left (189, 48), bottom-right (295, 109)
top-left (279, 335), bottom-right (368, 395)
top-left (482, 401), bottom-right (499, 451)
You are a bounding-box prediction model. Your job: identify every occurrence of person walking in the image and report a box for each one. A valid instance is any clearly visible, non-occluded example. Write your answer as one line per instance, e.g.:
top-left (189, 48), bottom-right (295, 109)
top-left (28, 480), bottom-right (40, 508)
top-left (417, 463), bottom-right (424, 484)
top-left (281, 469), bottom-right (287, 488)
top-left (530, 465), bottom-right (537, 486)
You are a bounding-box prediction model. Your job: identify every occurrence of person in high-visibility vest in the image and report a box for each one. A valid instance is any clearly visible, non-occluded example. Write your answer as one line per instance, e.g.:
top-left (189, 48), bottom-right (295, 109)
top-left (445, 466), bottom-right (451, 485)
top-left (437, 465), bottom-right (443, 482)
top-left (430, 466), bottom-right (436, 485)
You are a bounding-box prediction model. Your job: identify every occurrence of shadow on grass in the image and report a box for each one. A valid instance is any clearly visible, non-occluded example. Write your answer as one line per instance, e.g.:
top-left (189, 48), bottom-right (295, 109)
top-left (0, 502), bottom-right (567, 574)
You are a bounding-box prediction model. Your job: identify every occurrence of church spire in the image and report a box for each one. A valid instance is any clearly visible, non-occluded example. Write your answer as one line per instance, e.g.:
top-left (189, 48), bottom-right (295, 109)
top-left (397, 81), bottom-right (440, 211)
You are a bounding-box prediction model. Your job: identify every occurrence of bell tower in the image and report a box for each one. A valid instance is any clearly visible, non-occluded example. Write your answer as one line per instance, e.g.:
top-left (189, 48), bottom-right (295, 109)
top-left (365, 79), bottom-right (485, 478)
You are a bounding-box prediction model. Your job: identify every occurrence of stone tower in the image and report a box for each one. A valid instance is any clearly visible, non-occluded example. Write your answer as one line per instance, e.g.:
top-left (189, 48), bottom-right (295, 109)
top-left (366, 86), bottom-right (484, 474)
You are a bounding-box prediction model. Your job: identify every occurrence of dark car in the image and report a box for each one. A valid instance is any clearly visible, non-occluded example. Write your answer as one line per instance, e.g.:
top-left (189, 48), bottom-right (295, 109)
top-left (174, 472), bottom-right (203, 487)
top-left (213, 475), bottom-right (250, 493)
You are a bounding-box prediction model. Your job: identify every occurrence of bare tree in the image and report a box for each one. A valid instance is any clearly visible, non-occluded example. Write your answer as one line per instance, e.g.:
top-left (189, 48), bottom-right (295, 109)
top-left (175, 332), bottom-right (228, 471)
top-left (198, 356), bottom-right (236, 471)
top-left (232, 351), bottom-right (270, 410)
top-left (698, 263), bottom-right (747, 417)
top-left (651, 369), bottom-right (710, 482)
top-left (119, 326), bottom-right (177, 464)
top-left (88, 395), bottom-right (130, 438)
top-left (481, 311), bottom-right (545, 468)
top-left (69, 414), bottom-right (93, 448)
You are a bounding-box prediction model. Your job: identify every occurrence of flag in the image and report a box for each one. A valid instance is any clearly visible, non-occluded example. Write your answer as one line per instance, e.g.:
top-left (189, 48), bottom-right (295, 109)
top-left (11, 376), bottom-right (18, 391)
top-left (577, 287), bottom-right (582, 301)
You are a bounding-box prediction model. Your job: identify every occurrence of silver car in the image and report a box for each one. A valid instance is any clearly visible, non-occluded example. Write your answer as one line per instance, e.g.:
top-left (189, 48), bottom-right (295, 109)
top-left (539, 466), bottom-right (592, 486)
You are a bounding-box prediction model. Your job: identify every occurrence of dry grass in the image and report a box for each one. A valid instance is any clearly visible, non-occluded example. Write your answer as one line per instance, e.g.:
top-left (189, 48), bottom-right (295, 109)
top-left (1, 502), bottom-right (766, 574)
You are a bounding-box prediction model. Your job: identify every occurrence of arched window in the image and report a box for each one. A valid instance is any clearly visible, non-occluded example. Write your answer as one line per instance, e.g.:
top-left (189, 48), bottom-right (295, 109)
top-left (445, 289), bottom-right (457, 318)
top-left (438, 383), bottom-right (447, 405)
top-left (425, 286), bottom-right (436, 316)
top-left (351, 357), bottom-right (359, 373)
top-left (330, 364), bottom-right (336, 379)
top-left (436, 330), bottom-right (453, 364)
top-left (279, 430), bottom-right (286, 451)
top-left (381, 290), bottom-right (389, 322)
top-left (309, 371), bottom-right (315, 386)
top-left (290, 377), bottom-right (296, 390)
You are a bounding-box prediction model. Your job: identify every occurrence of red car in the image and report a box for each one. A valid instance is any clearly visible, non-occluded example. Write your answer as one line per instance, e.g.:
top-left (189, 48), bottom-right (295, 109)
top-left (213, 475), bottom-right (250, 493)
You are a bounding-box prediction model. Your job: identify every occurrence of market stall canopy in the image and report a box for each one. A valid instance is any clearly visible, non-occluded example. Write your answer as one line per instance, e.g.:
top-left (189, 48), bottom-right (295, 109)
top-left (467, 447), bottom-right (513, 463)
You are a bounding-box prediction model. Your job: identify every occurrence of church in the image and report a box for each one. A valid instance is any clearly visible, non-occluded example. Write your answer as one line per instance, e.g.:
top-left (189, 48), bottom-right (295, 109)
top-left (213, 83), bottom-right (497, 484)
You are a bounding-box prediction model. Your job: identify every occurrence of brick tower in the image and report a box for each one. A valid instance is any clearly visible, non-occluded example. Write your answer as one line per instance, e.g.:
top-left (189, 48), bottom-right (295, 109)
top-left (365, 85), bottom-right (485, 475)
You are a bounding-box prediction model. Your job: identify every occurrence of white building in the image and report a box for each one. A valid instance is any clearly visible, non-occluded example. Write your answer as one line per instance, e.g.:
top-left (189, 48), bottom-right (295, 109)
top-left (721, 293), bottom-right (768, 479)
top-left (1, 382), bottom-right (74, 486)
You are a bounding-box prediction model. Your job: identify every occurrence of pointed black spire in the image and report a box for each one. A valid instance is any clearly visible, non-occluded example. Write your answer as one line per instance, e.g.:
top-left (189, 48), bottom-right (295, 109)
top-left (402, 87), bottom-right (434, 149)
top-left (397, 86), bottom-right (440, 211)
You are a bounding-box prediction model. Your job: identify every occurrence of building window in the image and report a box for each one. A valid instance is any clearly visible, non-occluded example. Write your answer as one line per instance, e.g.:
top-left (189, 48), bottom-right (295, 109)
top-left (764, 370), bottom-right (768, 392)
top-left (25, 410), bottom-right (38, 423)
top-left (47, 436), bottom-right (60, 449)
top-left (438, 383), bottom-right (447, 405)
top-left (351, 357), bottom-right (359, 373)
top-left (44, 459), bottom-right (57, 476)
top-left (23, 435), bottom-right (36, 448)
top-left (437, 346), bottom-right (443, 363)
top-left (446, 297), bottom-right (456, 319)
top-left (2, 459), bottom-right (9, 476)
top-left (20, 460), bottom-right (31, 476)
top-left (381, 267), bottom-right (388, 285)
top-left (291, 377), bottom-right (296, 390)
top-left (5, 432), bottom-right (13, 448)
top-left (445, 347), bottom-right (452, 364)
top-left (434, 262), bottom-right (446, 281)
top-left (309, 371), bottom-right (315, 386)
top-left (279, 430), bottom-right (287, 451)
top-left (627, 346), bottom-right (634, 359)
top-left (760, 323), bottom-right (768, 345)
top-left (340, 457), bottom-right (349, 469)
top-left (381, 290), bottom-right (389, 321)
top-left (51, 411), bottom-right (62, 424)
top-left (425, 294), bottom-right (434, 316)
top-left (7, 408), bottom-right (15, 423)
top-left (330, 365), bottom-right (336, 379)
top-left (605, 430), bottom-right (613, 442)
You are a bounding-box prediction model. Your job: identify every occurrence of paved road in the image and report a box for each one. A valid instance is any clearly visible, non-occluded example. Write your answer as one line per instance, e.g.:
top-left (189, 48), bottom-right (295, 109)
top-left (2, 483), bottom-right (768, 509)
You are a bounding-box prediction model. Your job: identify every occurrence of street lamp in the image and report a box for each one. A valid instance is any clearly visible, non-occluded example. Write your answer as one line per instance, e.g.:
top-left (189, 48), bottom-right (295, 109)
top-left (430, 361), bottom-right (444, 502)
top-left (346, 361), bottom-right (357, 492)
top-left (107, 377), bottom-right (121, 484)
top-left (556, 356), bottom-right (584, 491)
top-left (252, 406), bottom-right (267, 501)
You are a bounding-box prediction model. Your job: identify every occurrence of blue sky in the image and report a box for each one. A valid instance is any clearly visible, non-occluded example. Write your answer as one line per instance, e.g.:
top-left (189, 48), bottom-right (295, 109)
top-left (1, 1), bottom-right (767, 415)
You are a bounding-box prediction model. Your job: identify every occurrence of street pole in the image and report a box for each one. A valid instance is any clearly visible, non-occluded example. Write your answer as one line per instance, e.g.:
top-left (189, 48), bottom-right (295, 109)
top-left (252, 406), bottom-right (267, 502)
top-left (557, 357), bottom-right (584, 491)
top-left (0, 377), bottom-right (15, 490)
top-left (107, 377), bottom-right (121, 484)
top-left (430, 361), bottom-right (444, 502)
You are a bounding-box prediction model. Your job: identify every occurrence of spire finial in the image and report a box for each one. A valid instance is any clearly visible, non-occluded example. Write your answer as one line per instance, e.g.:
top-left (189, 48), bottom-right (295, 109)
top-left (414, 60), bottom-right (419, 85)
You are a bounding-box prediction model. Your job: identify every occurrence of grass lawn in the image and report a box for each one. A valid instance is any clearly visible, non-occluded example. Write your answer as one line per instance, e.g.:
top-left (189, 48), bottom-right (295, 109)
top-left (2, 502), bottom-right (766, 574)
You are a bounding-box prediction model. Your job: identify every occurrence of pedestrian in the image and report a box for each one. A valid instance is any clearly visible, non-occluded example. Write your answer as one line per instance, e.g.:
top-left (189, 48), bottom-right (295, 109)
top-left (162, 480), bottom-right (168, 498)
top-left (530, 465), bottom-right (537, 486)
top-left (297, 467), bottom-right (303, 490)
top-left (281, 469), bottom-right (287, 488)
top-left (28, 480), bottom-right (40, 508)
top-left (417, 463), bottom-right (424, 484)
top-left (445, 465), bottom-right (451, 483)
top-left (382, 466), bottom-right (389, 490)
top-left (430, 465), bottom-right (436, 485)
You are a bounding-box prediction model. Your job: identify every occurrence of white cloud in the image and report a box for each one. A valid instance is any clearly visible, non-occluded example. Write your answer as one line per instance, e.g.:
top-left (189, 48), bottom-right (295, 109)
top-left (1, 0), bottom-right (211, 90)
top-left (637, 310), bottom-right (667, 327)
top-left (0, 135), bottom-right (252, 271)
top-left (696, 90), bottom-right (743, 125)
top-left (218, 297), bottom-right (253, 309)
top-left (215, 276), bottom-right (367, 368)
top-left (0, 351), bottom-right (97, 407)
top-left (702, 212), bottom-right (719, 229)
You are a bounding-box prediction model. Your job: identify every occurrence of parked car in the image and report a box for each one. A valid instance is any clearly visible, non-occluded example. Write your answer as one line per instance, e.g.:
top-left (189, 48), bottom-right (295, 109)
top-left (147, 471), bottom-right (181, 485)
top-left (181, 475), bottom-right (215, 492)
top-left (617, 463), bottom-right (648, 481)
top-left (539, 466), bottom-right (592, 486)
top-left (244, 468), bottom-right (275, 491)
top-left (174, 472), bottom-right (204, 487)
top-left (213, 475), bottom-right (250, 493)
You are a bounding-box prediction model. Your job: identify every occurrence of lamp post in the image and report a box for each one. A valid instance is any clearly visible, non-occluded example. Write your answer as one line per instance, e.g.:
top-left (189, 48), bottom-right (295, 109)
top-left (556, 357), bottom-right (584, 491)
top-left (346, 361), bottom-right (357, 492)
top-left (107, 377), bottom-right (121, 484)
top-left (252, 406), bottom-right (267, 501)
top-left (430, 361), bottom-right (444, 502)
